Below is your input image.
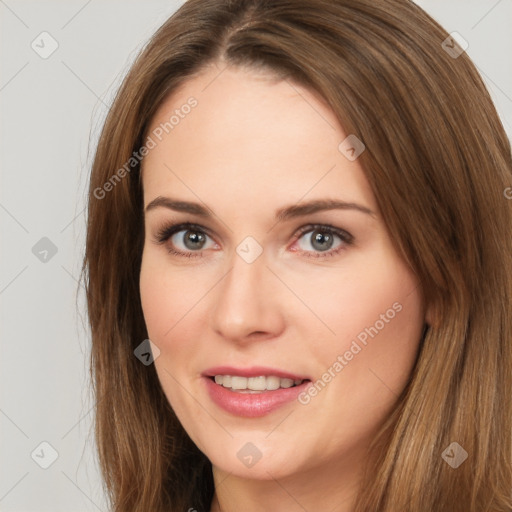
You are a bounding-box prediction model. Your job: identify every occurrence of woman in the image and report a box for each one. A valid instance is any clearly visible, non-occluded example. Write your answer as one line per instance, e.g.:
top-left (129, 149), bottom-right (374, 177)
top-left (82, 0), bottom-right (512, 510)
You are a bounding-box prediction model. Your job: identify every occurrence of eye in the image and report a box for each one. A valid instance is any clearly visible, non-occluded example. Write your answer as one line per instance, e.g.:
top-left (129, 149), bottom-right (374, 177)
top-left (153, 222), bottom-right (216, 258)
top-left (152, 222), bottom-right (354, 259)
top-left (292, 224), bottom-right (354, 258)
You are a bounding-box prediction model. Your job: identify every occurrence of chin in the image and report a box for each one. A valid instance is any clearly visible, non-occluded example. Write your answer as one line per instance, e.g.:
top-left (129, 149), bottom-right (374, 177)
top-left (197, 431), bottom-right (312, 481)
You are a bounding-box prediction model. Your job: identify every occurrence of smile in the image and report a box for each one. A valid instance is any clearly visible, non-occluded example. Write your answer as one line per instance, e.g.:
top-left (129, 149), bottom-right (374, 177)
top-left (213, 375), bottom-right (305, 392)
top-left (202, 367), bottom-right (312, 417)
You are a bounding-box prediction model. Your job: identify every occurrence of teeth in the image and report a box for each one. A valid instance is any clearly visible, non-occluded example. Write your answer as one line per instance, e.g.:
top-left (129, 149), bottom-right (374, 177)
top-left (231, 376), bottom-right (247, 390)
top-left (266, 376), bottom-right (281, 390)
top-left (213, 375), bottom-right (305, 391)
top-left (247, 376), bottom-right (266, 391)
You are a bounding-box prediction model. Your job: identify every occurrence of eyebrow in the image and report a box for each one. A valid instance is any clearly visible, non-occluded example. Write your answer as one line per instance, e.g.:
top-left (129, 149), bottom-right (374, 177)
top-left (144, 196), bottom-right (376, 221)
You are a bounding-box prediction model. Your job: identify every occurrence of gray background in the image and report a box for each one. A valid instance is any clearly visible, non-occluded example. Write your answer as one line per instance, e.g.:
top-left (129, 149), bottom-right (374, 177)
top-left (1, 1), bottom-right (511, 510)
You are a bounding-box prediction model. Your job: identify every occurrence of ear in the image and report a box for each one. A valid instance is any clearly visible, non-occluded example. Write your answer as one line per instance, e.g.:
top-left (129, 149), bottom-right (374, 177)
top-left (424, 300), bottom-right (439, 329)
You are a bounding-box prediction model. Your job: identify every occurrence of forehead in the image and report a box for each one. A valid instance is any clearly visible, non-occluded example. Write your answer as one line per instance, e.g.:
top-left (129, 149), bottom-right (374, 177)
top-left (141, 65), bottom-right (377, 216)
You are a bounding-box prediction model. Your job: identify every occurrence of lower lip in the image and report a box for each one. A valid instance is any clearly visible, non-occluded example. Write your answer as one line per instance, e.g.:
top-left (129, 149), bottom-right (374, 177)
top-left (203, 377), bottom-right (311, 418)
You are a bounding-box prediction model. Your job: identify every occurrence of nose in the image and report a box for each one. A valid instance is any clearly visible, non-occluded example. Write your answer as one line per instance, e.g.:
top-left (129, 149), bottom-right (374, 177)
top-left (210, 244), bottom-right (286, 343)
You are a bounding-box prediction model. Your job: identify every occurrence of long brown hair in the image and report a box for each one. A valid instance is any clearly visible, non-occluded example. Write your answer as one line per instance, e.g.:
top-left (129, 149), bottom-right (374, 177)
top-left (81, 0), bottom-right (512, 510)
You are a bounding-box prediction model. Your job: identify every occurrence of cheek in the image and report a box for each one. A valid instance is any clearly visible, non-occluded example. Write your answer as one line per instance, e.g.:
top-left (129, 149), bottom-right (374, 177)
top-left (139, 265), bottom-right (173, 342)
top-left (290, 251), bottom-right (422, 348)
top-left (139, 252), bottom-right (206, 343)
top-left (291, 262), bottom-right (424, 449)
top-left (320, 258), bottom-right (424, 411)
top-left (139, 255), bottom-right (198, 411)
top-left (139, 253), bottom-right (217, 394)
top-left (301, 250), bottom-right (424, 395)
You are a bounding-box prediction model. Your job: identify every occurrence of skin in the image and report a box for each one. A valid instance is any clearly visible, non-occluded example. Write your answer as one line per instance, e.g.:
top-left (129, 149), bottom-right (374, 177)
top-left (139, 62), bottom-right (431, 512)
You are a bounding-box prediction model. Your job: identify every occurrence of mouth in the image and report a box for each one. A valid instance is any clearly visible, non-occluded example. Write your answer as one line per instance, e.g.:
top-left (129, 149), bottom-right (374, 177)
top-left (202, 366), bottom-right (312, 417)
top-left (208, 375), bottom-right (308, 393)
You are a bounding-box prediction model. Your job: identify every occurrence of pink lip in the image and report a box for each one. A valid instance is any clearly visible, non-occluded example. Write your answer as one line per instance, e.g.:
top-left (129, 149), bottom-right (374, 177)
top-left (202, 365), bottom-right (310, 381)
top-left (202, 366), bottom-right (312, 418)
top-left (203, 377), bottom-right (311, 417)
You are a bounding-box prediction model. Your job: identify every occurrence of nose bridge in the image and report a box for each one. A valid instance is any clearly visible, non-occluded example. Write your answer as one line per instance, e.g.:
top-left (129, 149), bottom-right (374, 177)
top-left (224, 254), bottom-right (261, 304)
top-left (211, 239), bottom-right (283, 340)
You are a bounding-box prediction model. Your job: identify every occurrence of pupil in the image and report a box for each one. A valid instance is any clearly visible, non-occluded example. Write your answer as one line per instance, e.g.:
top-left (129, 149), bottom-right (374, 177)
top-left (184, 231), bottom-right (205, 249)
top-left (312, 230), bottom-right (333, 251)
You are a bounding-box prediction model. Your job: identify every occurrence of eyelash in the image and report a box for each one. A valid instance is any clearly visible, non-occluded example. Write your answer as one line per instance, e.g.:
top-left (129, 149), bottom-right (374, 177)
top-left (152, 222), bottom-right (354, 259)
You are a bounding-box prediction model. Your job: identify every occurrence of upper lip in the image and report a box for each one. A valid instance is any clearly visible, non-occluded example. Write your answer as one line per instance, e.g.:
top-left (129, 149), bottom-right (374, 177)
top-left (203, 366), bottom-right (311, 381)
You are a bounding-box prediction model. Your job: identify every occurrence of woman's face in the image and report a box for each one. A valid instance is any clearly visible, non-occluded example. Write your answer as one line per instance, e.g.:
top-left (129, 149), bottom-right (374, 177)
top-left (139, 64), bottom-right (428, 483)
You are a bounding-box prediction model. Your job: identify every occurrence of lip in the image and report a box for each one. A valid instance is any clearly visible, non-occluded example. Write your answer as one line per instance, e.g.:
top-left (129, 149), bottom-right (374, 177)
top-left (203, 377), bottom-right (311, 417)
top-left (202, 365), bottom-right (310, 381)
top-left (202, 366), bottom-right (312, 418)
